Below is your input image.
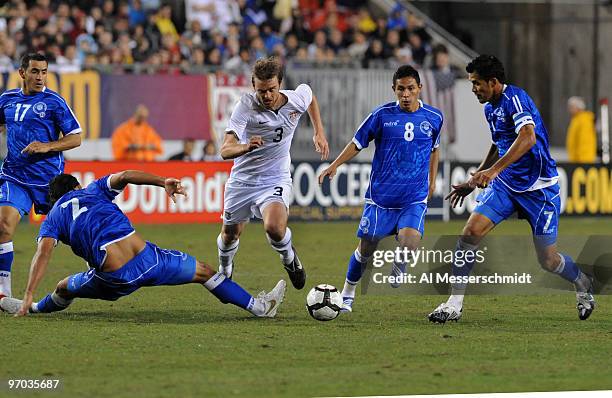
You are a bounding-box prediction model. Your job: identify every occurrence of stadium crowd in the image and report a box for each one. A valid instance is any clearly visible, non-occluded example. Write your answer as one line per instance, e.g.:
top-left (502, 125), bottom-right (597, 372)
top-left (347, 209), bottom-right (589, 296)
top-left (0, 0), bottom-right (447, 75)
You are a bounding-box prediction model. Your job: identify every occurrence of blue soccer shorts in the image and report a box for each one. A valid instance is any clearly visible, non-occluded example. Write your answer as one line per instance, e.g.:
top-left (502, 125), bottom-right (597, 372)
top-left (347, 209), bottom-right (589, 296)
top-left (0, 178), bottom-right (51, 215)
top-left (356, 201), bottom-right (427, 240)
top-left (66, 242), bottom-right (197, 301)
top-left (474, 180), bottom-right (560, 246)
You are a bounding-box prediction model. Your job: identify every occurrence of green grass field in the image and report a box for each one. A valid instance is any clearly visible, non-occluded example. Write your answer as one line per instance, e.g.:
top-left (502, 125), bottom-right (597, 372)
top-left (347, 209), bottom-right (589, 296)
top-left (2, 218), bottom-right (612, 397)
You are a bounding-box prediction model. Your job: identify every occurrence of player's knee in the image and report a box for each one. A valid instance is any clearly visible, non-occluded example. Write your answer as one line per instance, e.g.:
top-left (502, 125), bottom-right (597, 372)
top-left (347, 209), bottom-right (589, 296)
top-left (538, 253), bottom-right (559, 272)
top-left (265, 224), bottom-right (286, 242)
top-left (54, 278), bottom-right (72, 298)
top-left (0, 219), bottom-right (14, 241)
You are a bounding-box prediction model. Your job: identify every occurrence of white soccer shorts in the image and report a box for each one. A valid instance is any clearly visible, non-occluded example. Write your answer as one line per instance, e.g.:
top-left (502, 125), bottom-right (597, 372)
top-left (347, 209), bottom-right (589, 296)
top-left (222, 180), bottom-right (292, 225)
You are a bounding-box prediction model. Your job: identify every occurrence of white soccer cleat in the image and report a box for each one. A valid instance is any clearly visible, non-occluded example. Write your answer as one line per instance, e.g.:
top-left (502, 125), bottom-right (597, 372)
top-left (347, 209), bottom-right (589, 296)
top-left (0, 297), bottom-right (25, 314)
top-left (428, 302), bottom-right (462, 324)
top-left (340, 297), bottom-right (354, 313)
top-left (257, 279), bottom-right (287, 318)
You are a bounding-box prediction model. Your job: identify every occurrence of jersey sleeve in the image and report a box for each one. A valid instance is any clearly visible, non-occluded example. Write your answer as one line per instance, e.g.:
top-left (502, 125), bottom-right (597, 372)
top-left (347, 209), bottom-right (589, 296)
top-left (431, 114), bottom-right (444, 150)
top-left (506, 91), bottom-right (535, 134)
top-left (53, 98), bottom-right (81, 135)
top-left (352, 111), bottom-right (380, 150)
top-left (293, 84), bottom-right (313, 113)
top-left (85, 175), bottom-right (123, 200)
top-left (38, 215), bottom-right (60, 242)
top-left (225, 98), bottom-right (250, 142)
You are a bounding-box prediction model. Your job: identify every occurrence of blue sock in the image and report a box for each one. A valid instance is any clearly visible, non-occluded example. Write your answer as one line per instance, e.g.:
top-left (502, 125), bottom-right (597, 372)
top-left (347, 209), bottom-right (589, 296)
top-left (346, 249), bottom-right (369, 284)
top-left (0, 242), bottom-right (14, 297)
top-left (451, 239), bottom-right (478, 293)
top-left (34, 293), bottom-right (72, 313)
top-left (204, 272), bottom-right (253, 310)
top-left (553, 254), bottom-right (581, 283)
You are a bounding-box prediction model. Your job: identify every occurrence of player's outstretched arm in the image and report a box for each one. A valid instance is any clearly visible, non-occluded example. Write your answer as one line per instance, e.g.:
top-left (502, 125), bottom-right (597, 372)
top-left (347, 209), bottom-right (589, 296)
top-left (318, 141), bottom-right (360, 184)
top-left (16, 238), bottom-right (56, 317)
top-left (469, 125), bottom-right (536, 188)
top-left (220, 132), bottom-right (263, 160)
top-left (307, 95), bottom-right (329, 160)
top-left (21, 133), bottom-right (81, 155)
top-left (109, 170), bottom-right (187, 203)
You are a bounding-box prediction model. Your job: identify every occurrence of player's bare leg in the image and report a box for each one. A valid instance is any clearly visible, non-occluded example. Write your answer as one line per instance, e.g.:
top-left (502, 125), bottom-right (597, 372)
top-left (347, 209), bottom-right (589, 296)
top-left (217, 222), bottom-right (246, 279)
top-left (534, 241), bottom-right (595, 320)
top-left (429, 212), bottom-right (495, 323)
top-left (0, 206), bottom-right (21, 299)
top-left (340, 238), bottom-right (379, 313)
top-left (389, 228), bottom-right (421, 288)
top-left (262, 202), bottom-right (305, 289)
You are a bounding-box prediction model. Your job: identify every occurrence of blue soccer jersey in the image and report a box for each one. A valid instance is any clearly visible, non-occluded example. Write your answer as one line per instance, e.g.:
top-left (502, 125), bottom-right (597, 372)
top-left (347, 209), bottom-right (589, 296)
top-left (353, 100), bottom-right (443, 208)
top-left (0, 87), bottom-right (81, 187)
top-left (38, 175), bottom-right (135, 271)
top-left (484, 85), bottom-right (557, 192)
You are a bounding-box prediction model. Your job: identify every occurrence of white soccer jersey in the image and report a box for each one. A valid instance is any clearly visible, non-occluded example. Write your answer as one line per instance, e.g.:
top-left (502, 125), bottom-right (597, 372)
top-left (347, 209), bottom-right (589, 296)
top-left (225, 84), bottom-right (313, 184)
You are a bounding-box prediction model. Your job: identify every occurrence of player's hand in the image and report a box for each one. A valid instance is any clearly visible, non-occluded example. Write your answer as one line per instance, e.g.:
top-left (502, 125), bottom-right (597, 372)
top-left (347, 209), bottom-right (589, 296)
top-left (21, 141), bottom-right (51, 155)
top-left (164, 178), bottom-right (186, 203)
top-left (15, 292), bottom-right (33, 317)
top-left (245, 136), bottom-right (264, 152)
top-left (318, 165), bottom-right (337, 184)
top-left (468, 168), bottom-right (499, 189)
top-left (444, 182), bottom-right (475, 208)
top-left (313, 132), bottom-right (329, 160)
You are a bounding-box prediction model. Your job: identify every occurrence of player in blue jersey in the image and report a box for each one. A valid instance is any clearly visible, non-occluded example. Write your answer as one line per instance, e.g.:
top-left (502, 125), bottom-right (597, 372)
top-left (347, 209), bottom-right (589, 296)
top-left (0, 170), bottom-right (286, 318)
top-left (0, 53), bottom-right (81, 300)
top-left (319, 65), bottom-right (443, 313)
top-left (428, 55), bottom-right (595, 323)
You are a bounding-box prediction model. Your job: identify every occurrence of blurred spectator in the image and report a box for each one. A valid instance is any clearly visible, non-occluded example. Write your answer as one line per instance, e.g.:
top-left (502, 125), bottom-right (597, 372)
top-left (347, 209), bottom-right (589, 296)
top-left (129, 0), bottom-right (147, 27)
top-left (431, 44), bottom-right (460, 91)
top-left (202, 140), bottom-right (222, 161)
top-left (52, 44), bottom-right (81, 73)
top-left (155, 4), bottom-right (179, 41)
top-left (168, 138), bottom-right (196, 161)
top-left (111, 104), bottom-right (163, 161)
top-left (566, 96), bottom-right (597, 163)
top-left (408, 31), bottom-right (430, 66)
top-left (362, 39), bottom-right (386, 68)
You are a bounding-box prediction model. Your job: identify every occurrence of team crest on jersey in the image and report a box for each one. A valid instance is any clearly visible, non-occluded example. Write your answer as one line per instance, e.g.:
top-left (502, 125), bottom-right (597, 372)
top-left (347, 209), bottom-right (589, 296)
top-left (420, 121), bottom-right (433, 137)
top-left (493, 107), bottom-right (505, 122)
top-left (359, 217), bottom-right (370, 234)
top-left (33, 102), bottom-right (47, 118)
top-left (289, 111), bottom-right (300, 121)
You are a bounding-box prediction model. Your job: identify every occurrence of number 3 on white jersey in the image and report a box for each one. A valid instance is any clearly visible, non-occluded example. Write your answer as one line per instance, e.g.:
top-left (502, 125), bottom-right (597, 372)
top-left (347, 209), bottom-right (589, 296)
top-left (61, 197), bottom-right (89, 220)
top-left (404, 122), bottom-right (414, 142)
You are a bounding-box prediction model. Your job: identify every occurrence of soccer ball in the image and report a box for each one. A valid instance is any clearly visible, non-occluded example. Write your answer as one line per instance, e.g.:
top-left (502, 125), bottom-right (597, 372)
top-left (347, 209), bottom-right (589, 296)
top-left (306, 284), bottom-right (343, 321)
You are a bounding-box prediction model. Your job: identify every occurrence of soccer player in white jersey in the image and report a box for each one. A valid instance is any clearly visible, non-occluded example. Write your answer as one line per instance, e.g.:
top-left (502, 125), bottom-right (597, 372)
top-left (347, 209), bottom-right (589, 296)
top-left (217, 56), bottom-right (329, 289)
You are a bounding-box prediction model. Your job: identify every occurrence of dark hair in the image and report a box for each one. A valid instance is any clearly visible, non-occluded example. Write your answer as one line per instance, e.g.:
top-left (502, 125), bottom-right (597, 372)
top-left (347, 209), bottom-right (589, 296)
top-left (49, 174), bottom-right (80, 206)
top-left (20, 53), bottom-right (48, 70)
top-left (393, 65), bottom-right (421, 86)
top-left (252, 56), bottom-right (284, 84)
top-left (466, 54), bottom-right (505, 83)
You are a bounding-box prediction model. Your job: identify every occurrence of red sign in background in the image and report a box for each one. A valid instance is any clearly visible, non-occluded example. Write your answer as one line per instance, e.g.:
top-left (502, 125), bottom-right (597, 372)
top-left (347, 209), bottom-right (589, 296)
top-left (30, 161), bottom-right (233, 224)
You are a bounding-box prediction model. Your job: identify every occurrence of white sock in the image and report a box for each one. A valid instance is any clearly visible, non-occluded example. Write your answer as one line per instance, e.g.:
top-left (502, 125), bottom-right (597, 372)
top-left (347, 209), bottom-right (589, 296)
top-left (0, 241), bottom-right (13, 297)
top-left (217, 234), bottom-right (239, 271)
top-left (267, 228), bottom-right (295, 265)
top-left (341, 280), bottom-right (357, 298)
top-left (447, 294), bottom-right (464, 309)
top-left (249, 297), bottom-right (265, 316)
